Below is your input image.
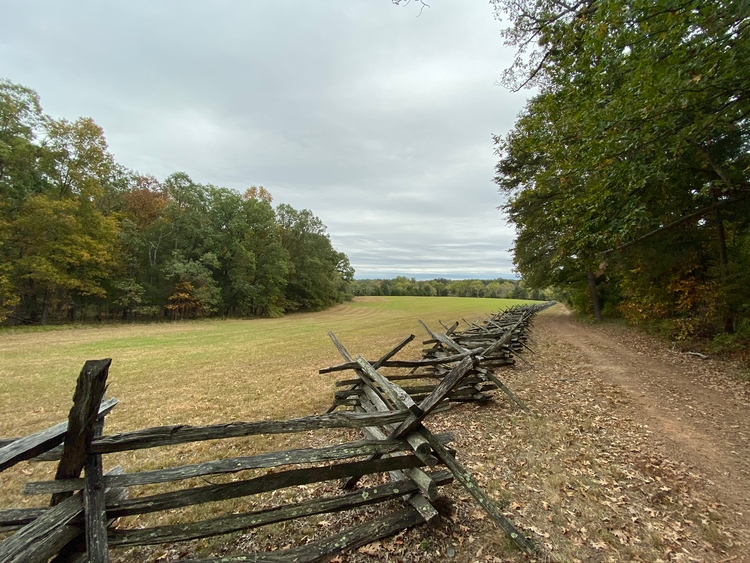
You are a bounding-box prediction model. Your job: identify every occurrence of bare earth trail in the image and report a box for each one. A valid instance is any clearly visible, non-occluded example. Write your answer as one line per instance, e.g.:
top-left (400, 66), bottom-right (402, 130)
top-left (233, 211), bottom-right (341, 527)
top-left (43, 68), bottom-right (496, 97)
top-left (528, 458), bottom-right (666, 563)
top-left (539, 305), bottom-right (750, 559)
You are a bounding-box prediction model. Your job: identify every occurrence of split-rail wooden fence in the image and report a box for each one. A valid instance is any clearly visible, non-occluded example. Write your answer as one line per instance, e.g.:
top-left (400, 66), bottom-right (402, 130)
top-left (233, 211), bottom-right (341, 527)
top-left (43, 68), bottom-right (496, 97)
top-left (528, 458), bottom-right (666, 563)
top-left (0, 302), bottom-right (553, 562)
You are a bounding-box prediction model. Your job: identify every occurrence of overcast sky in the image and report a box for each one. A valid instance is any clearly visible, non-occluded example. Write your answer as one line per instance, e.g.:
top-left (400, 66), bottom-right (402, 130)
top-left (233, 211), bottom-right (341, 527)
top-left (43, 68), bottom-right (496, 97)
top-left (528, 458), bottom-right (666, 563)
top-left (1, 1), bottom-right (530, 279)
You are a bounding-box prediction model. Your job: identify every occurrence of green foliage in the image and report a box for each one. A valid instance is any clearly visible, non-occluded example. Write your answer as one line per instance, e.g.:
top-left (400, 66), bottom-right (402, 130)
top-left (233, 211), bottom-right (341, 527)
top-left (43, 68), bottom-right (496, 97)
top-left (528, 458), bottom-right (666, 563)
top-left (708, 327), bottom-right (750, 357)
top-left (493, 0), bottom-right (750, 336)
top-left (351, 277), bottom-right (553, 301)
top-left (276, 204), bottom-right (354, 311)
top-left (0, 79), bottom-right (353, 323)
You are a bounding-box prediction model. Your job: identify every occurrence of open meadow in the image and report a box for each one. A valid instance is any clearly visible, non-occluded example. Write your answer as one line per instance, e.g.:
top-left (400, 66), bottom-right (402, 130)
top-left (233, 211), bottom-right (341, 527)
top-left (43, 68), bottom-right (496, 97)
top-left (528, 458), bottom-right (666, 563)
top-left (0, 295), bottom-right (533, 556)
top-left (0, 297), bottom-right (532, 437)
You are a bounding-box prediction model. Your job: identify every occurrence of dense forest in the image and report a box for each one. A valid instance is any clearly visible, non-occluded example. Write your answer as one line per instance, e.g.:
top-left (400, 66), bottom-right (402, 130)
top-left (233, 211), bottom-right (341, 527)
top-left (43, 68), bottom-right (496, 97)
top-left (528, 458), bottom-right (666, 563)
top-left (0, 80), bottom-right (353, 324)
top-left (351, 276), bottom-right (552, 300)
top-left (493, 0), bottom-right (750, 346)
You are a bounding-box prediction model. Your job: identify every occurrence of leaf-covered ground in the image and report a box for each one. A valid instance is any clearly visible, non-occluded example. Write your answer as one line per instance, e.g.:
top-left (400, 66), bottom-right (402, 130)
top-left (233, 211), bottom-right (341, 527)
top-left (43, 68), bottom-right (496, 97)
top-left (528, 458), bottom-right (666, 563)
top-left (413, 306), bottom-right (750, 563)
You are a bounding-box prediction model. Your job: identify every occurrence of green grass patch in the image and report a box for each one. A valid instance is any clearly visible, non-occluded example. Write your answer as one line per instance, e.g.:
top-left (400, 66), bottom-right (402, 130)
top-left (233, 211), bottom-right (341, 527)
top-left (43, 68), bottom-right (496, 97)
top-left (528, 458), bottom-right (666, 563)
top-left (0, 296), bottom-right (534, 437)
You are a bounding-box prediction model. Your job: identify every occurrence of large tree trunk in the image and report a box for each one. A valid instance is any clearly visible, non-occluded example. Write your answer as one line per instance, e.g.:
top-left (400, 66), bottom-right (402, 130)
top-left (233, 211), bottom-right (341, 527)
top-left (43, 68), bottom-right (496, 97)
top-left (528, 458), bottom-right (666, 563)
top-left (586, 270), bottom-right (602, 321)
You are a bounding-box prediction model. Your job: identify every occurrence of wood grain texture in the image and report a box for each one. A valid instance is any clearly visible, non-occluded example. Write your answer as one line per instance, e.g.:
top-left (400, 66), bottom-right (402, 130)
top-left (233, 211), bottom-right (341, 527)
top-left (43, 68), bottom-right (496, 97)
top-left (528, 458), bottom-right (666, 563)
top-left (182, 508), bottom-right (425, 563)
top-left (26, 438), bottom-right (420, 494)
top-left (85, 410), bottom-right (412, 455)
top-left (109, 472), bottom-right (452, 547)
top-left (52, 359), bottom-right (111, 506)
top-left (106, 454), bottom-right (427, 518)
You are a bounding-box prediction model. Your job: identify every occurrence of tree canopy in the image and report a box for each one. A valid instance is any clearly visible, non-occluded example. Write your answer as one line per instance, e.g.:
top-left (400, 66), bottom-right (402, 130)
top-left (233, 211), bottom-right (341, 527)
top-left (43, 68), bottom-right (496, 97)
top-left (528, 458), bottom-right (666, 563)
top-left (493, 0), bottom-right (750, 339)
top-left (0, 79), bottom-right (353, 324)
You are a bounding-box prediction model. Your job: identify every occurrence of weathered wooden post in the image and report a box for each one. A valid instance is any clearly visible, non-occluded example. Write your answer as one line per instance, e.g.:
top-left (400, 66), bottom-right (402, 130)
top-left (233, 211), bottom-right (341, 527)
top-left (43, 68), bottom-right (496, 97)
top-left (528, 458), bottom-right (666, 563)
top-left (53, 359), bottom-right (112, 563)
top-left (0, 360), bottom-right (112, 563)
top-left (51, 359), bottom-right (111, 506)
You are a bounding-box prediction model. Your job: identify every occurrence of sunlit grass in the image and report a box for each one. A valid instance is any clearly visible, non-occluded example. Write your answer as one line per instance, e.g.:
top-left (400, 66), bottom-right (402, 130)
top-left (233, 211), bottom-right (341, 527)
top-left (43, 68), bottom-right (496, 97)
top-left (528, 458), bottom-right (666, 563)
top-left (0, 296), bottom-right (533, 511)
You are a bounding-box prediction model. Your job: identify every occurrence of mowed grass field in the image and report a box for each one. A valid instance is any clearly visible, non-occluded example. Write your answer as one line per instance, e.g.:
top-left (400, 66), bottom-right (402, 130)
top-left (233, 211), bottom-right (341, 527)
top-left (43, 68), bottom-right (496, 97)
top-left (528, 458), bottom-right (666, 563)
top-left (0, 296), bottom-right (533, 515)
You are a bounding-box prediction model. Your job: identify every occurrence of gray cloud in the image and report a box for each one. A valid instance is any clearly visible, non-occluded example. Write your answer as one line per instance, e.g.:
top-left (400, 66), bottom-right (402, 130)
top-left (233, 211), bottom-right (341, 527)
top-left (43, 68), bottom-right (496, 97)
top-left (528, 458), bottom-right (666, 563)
top-left (1, 0), bottom-right (527, 279)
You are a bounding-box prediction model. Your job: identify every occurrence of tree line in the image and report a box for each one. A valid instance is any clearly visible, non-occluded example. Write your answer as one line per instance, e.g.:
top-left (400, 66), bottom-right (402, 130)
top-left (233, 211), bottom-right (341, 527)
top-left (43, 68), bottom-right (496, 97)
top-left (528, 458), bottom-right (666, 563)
top-left (0, 79), bottom-right (353, 324)
top-left (492, 0), bottom-right (750, 344)
top-left (351, 277), bottom-right (551, 300)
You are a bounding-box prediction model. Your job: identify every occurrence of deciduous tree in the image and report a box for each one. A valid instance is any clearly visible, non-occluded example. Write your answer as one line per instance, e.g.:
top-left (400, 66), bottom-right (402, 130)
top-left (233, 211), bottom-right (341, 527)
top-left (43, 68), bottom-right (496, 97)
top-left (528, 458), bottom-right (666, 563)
top-left (493, 0), bottom-right (750, 333)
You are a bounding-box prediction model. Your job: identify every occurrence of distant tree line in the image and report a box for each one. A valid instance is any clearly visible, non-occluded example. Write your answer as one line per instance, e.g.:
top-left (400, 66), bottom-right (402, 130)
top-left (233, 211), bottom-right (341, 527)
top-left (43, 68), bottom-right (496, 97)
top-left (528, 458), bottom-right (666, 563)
top-left (351, 277), bottom-right (551, 300)
top-left (0, 79), bottom-right (353, 324)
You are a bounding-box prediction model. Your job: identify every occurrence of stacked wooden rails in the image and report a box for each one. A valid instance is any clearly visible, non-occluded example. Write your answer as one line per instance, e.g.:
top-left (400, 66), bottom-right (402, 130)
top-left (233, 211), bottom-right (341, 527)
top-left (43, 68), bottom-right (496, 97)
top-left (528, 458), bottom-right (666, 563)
top-left (433, 304), bottom-right (544, 368)
top-left (325, 303), bottom-right (553, 411)
top-left (417, 304), bottom-right (549, 406)
top-left (0, 303), bottom-right (552, 563)
top-left (320, 322), bottom-right (540, 554)
top-left (0, 361), bottom-right (463, 563)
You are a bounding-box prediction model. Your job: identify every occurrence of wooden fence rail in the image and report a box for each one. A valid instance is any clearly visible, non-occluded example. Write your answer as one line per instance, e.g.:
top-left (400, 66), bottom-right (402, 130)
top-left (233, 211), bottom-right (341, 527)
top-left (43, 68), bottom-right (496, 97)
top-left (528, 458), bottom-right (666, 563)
top-left (0, 302), bottom-right (553, 562)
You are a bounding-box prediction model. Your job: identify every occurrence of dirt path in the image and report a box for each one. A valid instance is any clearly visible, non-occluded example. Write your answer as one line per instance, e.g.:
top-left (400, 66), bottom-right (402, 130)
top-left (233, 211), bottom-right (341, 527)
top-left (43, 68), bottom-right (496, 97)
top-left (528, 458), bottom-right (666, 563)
top-left (545, 307), bottom-right (750, 524)
top-left (527, 305), bottom-right (750, 561)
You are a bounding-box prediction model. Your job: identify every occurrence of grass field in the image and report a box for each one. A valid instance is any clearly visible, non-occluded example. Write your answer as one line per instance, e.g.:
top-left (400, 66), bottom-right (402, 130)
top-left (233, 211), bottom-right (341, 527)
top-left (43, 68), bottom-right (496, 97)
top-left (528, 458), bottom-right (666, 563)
top-left (0, 296), bottom-right (533, 520)
top-left (0, 297), bottom-right (532, 436)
